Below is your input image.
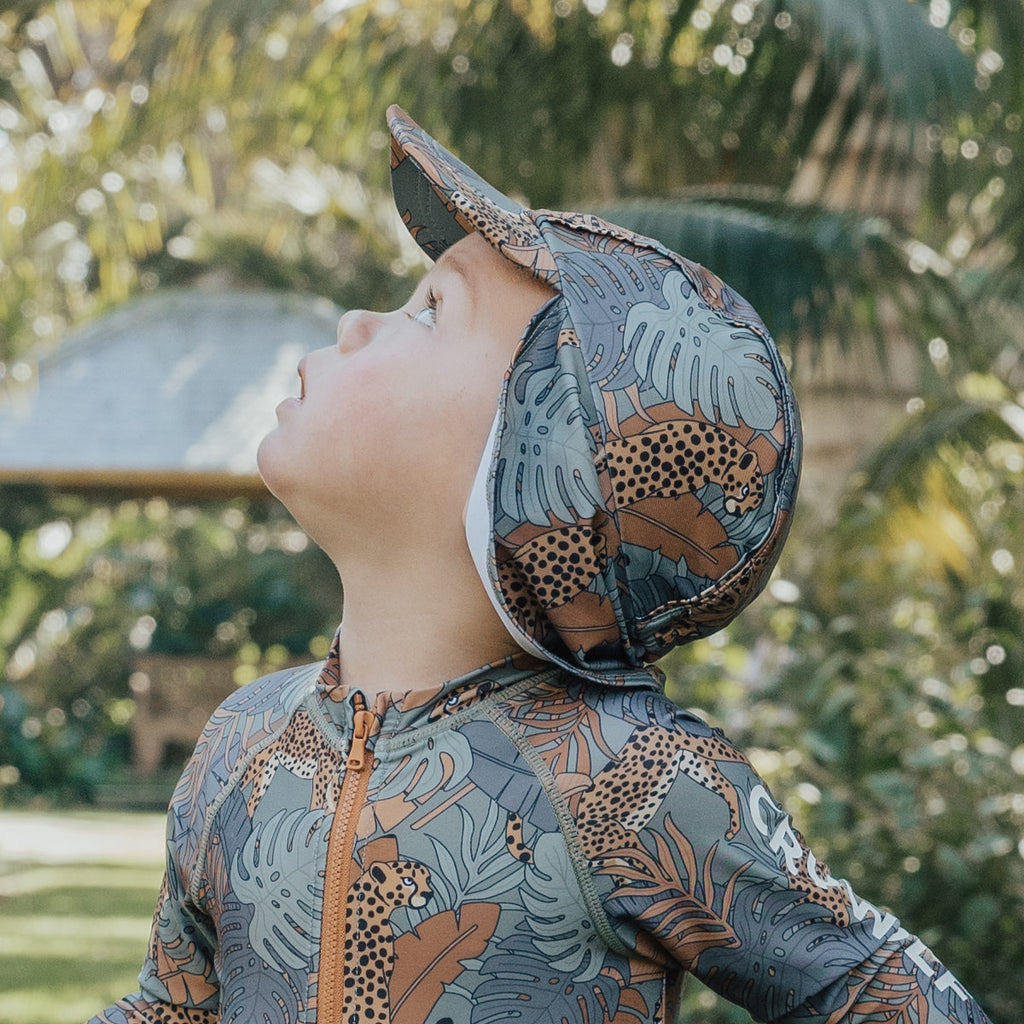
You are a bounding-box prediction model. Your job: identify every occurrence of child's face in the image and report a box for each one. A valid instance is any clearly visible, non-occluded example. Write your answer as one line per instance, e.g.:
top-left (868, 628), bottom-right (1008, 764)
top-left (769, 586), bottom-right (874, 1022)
top-left (257, 232), bottom-right (556, 548)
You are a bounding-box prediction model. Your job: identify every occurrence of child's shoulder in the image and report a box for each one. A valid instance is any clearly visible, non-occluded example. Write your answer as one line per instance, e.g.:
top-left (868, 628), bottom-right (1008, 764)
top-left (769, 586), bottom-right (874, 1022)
top-left (496, 670), bottom-right (754, 844)
top-left (212, 659), bottom-right (321, 720)
top-left (169, 660), bottom-right (323, 813)
top-left (502, 669), bottom-right (742, 759)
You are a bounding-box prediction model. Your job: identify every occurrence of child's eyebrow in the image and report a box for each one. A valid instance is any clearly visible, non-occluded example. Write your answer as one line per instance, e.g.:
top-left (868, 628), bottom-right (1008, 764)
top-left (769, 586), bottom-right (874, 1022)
top-left (434, 245), bottom-right (473, 287)
top-left (429, 244), bottom-right (479, 320)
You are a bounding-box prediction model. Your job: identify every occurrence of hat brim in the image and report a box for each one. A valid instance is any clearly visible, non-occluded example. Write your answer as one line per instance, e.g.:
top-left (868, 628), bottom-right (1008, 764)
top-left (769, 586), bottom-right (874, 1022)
top-left (388, 105), bottom-right (561, 285)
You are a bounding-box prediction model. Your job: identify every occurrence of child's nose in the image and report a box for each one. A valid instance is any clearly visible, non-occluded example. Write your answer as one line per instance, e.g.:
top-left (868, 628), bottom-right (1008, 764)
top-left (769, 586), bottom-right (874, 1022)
top-left (336, 308), bottom-right (386, 353)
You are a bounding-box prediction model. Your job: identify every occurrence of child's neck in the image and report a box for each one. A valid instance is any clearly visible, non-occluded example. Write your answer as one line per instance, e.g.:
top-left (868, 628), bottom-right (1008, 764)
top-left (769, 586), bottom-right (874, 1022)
top-left (328, 542), bottom-right (522, 698)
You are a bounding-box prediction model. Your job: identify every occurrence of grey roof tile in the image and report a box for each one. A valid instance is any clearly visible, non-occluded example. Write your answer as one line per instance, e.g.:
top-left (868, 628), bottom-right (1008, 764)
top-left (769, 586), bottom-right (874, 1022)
top-left (0, 288), bottom-right (340, 492)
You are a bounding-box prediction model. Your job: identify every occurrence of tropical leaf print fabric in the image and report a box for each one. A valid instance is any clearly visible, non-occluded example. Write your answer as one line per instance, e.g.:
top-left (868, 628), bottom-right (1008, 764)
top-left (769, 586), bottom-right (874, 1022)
top-left (88, 645), bottom-right (989, 1024)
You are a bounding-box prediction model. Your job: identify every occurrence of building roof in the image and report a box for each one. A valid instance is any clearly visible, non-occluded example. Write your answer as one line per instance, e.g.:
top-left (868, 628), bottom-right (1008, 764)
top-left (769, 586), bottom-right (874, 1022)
top-left (0, 288), bottom-right (340, 496)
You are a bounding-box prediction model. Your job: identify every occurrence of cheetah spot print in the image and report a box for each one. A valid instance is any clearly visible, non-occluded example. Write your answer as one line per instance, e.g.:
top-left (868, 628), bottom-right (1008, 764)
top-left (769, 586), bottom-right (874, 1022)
top-left (496, 556), bottom-right (548, 641)
top-left (607, 420), bottom-right (763, 516)
top-left (575, 725), bottom-right (747, 873)
top-left (343, 858), bottom-right (433, 1023)
top-left (511, 523), bottom-right (607, 609)
top-left (505, 811), bottom-right (534, 864)
top-left (788, 841), bottom-right (852, 928)
top-left (240, 710), bottom-right (337, 815)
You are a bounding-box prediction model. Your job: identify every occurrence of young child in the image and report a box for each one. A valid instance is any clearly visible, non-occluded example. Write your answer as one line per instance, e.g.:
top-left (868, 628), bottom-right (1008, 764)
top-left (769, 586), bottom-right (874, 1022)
top-left (88, 106), bottom-right (992, 1024)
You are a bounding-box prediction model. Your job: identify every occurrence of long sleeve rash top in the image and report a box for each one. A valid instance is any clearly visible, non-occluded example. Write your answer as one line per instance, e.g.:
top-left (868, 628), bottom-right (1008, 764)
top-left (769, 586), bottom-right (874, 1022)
top-left (89, 641), bottom-right (990, 1024)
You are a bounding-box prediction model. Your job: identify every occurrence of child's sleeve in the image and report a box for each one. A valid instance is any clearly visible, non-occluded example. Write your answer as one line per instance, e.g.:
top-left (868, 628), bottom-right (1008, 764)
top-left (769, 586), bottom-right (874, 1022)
top-left (84, 801), bottom-right (221, 1024)
top-left (597, 708), bottom-right (992, 1024)
top-left (82, 665), bottom-right (316, 1024)
top-left (83, 688), bottom-right (236, 1024)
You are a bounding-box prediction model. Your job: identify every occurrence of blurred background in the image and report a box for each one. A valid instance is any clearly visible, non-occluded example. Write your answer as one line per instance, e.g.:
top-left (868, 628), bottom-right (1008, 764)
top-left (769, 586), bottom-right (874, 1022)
top-left (0, 0), bottom-right (1022, 1019)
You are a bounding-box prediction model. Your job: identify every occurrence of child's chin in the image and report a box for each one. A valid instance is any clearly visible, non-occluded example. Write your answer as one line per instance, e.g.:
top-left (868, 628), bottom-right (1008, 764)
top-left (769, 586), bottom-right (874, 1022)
top-left (256, 433), bottom-right (289, 497)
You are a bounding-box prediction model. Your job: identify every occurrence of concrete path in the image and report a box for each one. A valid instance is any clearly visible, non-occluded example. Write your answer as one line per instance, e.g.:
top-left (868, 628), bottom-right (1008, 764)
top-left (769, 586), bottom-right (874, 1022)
top-left (0, 810), bottom-right (166, 866)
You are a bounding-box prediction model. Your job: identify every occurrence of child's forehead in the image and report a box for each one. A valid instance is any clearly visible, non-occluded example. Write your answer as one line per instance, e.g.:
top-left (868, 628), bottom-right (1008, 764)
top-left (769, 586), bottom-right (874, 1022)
top-left (428, 235), bottom-right (477, 284)
top-left (425, 233), bottom-right (556, 301)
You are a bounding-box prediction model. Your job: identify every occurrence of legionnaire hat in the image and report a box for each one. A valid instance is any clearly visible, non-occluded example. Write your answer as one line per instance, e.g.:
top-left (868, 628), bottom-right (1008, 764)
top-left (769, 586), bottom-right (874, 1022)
top-left (388, 104), bottom-right (802, 682)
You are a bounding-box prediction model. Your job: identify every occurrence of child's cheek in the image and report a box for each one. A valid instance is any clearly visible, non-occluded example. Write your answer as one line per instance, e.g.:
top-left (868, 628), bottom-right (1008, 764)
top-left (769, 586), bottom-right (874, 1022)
top-left (327, 360), bottom-right (440, 461)
top-left (328, 356), bottom-right (410, 428)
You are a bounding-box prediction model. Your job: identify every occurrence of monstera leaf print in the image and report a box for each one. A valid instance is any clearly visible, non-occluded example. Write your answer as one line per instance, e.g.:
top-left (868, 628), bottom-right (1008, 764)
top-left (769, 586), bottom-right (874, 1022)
top-left (694, 878), bottom-right (884, 1019)
top-left (508, 299), bottom-right (561, 405)
top-left (144, 876), bottom-right (220, 1008)
top-left (425, 803), bottom-right (528, 911)
top-left (551, 247), bottom-right (652, 391)
top-left (496, 361), bottom-right (605, 529)
top-left (619, 543), bottom-right (703, 612)
top-left (374, 729), bottom-right (474, 803)
top-left (519, 833), bottom-right (609, 983)
top-left (217, 893), bottom-right (304, 1024)
top-left (621, 687), bottom-right (679, 731)
top-left (172, 668), bottom-right (320, 865)
top-left (472, 932), bottom-right (643, 1024)
top-left (459, 720), bottom-right (560, 832)
top-left (627, 270), bottom-right (780, 431)
top-left (220, 970), bottom-right (303, 1024)
top-left (215, 780), bottom-right (258, 864)
top-left (231, 807), bottom-right (328, 974)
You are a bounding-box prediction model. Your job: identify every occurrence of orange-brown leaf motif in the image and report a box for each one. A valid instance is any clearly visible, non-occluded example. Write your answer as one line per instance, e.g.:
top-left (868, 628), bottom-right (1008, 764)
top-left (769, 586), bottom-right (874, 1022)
top-left (820, 947), bottom-right (933, 1024)
top-left (390, 902), bottom-right (501, 1024)
top-left (505, 677), bottom-right (618, 777)
top-left (597, 815), bottom-right (750, 969)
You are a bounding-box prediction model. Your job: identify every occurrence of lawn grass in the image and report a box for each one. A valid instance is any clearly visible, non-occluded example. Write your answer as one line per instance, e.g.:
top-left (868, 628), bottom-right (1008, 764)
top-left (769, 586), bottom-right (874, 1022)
top-left (0, 817), bottom-right (164, 1024)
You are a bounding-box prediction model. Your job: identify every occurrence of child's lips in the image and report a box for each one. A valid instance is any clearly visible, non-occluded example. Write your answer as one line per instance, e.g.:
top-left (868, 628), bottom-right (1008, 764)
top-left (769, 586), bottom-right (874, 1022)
top-left (274, 360), bottom-right (307, 418)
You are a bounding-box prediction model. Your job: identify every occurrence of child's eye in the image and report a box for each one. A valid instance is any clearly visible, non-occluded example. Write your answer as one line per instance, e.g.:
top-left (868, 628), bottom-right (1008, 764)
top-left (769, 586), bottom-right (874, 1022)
top-left (411, 287), bottom-right (439, 327)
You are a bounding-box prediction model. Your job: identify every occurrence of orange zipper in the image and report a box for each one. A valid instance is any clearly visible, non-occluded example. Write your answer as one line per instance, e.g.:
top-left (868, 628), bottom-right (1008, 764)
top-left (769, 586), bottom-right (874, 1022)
top-left (318, 707), bottom-right (375, 1024)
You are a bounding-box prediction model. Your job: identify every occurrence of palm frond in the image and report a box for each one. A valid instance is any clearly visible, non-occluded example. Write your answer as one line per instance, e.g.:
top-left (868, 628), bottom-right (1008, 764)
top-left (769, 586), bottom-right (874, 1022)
top-left (110, 0), bottom-right (978, 212)
top-left (855, 391), bottom-right (1024, 499)
top-left (793, 0), bottom-right (974, 119)
top-left (597, 197), bottom-right (973, 376)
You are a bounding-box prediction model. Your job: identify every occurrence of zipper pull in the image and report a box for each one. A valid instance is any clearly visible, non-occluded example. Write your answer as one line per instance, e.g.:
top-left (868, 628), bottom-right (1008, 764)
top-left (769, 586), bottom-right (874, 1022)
top-left (347, 709), bottom-right (374, 771)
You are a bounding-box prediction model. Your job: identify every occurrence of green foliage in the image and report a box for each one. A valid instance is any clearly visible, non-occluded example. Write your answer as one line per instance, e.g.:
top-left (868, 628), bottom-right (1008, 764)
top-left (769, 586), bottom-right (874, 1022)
top-left (0, 486), bottom-right (341, 804)
top-left (0, 0), bottom-right (1014, 364)
top-left (663, 402), bottom-right (1024, 1018)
